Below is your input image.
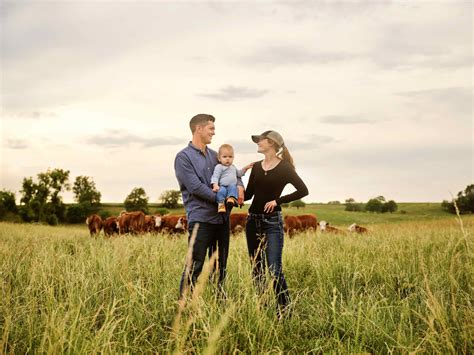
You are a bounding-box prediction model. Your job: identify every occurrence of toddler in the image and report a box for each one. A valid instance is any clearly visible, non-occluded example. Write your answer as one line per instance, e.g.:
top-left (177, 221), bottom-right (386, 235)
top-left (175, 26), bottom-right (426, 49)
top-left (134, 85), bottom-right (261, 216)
top-left (211, 144), bottom-right (252, 213)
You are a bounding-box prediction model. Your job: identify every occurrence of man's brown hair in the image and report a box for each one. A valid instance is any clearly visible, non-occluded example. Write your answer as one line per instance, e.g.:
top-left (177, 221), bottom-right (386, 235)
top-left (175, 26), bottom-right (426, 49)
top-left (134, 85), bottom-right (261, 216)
top-left (189, 114), bottom-right (215, 133)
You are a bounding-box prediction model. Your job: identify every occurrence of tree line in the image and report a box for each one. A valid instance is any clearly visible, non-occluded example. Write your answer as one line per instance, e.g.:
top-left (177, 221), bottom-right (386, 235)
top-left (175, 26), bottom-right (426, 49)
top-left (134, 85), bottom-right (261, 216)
top-left (441, 184), bottom-right (474, 214)
top-left (0, 168), bottom-right (182, 225)
top-left (1, 168), bottom-right (472, 224)
top-left (344, 196), bottom-right (399, 213)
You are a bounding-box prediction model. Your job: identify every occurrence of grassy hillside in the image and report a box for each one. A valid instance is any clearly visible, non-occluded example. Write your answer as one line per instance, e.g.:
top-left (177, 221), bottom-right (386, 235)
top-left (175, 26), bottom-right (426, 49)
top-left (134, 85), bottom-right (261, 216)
top-left (0, 215), bottom-right (472, 353)
top-left (97, 202), bottom-right (455, 226)
top-left (281, 202), bottom-right (455, 226)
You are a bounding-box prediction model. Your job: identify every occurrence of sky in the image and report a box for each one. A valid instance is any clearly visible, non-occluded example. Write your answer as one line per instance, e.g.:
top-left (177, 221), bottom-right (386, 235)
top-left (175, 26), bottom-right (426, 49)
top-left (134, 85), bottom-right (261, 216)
top-left (1, 0), bottom-right (472, 204)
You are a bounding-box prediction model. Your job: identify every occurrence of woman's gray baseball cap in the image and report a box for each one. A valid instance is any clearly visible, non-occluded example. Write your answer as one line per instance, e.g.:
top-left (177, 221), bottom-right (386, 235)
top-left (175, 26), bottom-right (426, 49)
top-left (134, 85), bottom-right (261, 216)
top-left (251, 130), bottom-right (285, 147)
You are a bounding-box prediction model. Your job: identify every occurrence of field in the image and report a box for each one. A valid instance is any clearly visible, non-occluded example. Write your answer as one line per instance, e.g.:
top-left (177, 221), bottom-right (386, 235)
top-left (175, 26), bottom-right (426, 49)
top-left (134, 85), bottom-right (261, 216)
top-left (1, 204), bottom-right (473, 353)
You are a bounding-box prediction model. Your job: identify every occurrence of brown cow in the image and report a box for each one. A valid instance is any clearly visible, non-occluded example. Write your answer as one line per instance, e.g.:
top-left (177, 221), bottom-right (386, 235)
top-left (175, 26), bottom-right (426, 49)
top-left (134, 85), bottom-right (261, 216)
top-left (142, 214), bottom-right (163, 234)
top-left (348, 223), bottom-right (368, 234)
top-left (284, 215), bottom-right (303, 237)
top-left (230, 213), bottom-right (247, 234)
top-left (86, 214), bottom-right (103, 237)
top-left (103, 216), bottom-right (119, 237)
top-left (159, 215), bottom-right (187, 234)
top-left (296, 214), bottom-right (318, 231)
top-left (144, 215), bottom-right (158, 233)
top-left (117, 211), bottom-right (145, 235)
top-left (319, 220), bottom-right (343, 234)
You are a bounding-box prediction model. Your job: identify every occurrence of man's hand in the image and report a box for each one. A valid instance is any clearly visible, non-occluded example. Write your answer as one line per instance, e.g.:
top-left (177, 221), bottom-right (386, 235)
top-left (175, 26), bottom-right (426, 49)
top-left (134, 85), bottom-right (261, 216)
top-left (212, 183), bottom-right (219, 192)
top-left (237, 186), bottom-right (244, 207)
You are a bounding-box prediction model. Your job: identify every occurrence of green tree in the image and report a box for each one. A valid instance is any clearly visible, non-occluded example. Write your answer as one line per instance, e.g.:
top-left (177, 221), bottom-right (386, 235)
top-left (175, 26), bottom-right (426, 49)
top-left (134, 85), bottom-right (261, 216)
top-left (124, 187), bottom-right (149, 213)
top-left (0, 190), bottom-right (17, 217)
top-left (328, 201), bottom-right (341, 205)
top-left (443, 184), bottom-right (474, 214)
top-left (344, 198), bottom-right (364, 212)
top-left (441, 199), bottom-right (455, 213)
top-left (383, 200), bottom-right (398, 213)
top-left (365, 198), bottom-right (383, 213)
top-left (19, 168), bottom-right (70, 223)
top-left (73, 176), bottom-right (101, 205)
top-left (345, 203), bottom-right (364, 212)
top-left (289, 199), bottom-right (306, 209)
top-left (160, 189), bottom-right (181, 209)
top-left (66, 202), bottom-right (92, 224)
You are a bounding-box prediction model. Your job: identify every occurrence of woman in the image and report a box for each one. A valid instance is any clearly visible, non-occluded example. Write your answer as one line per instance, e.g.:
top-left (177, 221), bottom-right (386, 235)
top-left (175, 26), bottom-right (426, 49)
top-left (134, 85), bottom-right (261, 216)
top-left (244, 130), bottom-right (309, 317)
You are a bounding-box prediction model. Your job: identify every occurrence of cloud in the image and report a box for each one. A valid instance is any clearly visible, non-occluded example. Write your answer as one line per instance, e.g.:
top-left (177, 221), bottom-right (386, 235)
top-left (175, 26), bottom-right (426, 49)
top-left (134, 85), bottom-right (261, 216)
top-left (240, 46), bottom-right (353, 67)
top-left (3, 111), bottom-right (57, 119)
top-left (287, 134), bottom-right (336, 150)
top-left (5, 139), bottom-right (29, 150)
top-left (197, 86), bottom-right (269, 101)
top-left (397, 86), bottom-right (472, 101)
top-left (227, 134), bottom-right (335, 155)
top-left (330, 142), bottom-right (472, 170)
top-left (281, 2), bottom-right (472, 71)
top-left (281, 0), bottom-right (391, 21)
top-left (85, 130), bottom-right (184, 148)
top-left (320, 115), bottom-right (375, 125)
top-left (370, 5), bottom-right (472, 71)
top-left (396, 86), bottom-right (472, 120)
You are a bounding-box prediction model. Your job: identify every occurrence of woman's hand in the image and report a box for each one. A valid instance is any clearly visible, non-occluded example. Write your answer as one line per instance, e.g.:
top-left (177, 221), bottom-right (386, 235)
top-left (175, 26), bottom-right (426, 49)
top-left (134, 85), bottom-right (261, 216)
top-left (263, 200), bottom-right (277, 213)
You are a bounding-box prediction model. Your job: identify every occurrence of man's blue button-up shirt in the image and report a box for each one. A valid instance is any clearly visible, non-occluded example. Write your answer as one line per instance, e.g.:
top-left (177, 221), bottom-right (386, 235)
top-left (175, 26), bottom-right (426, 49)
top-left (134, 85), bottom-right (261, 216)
top-left (175, 142), bottom-right (242, 224)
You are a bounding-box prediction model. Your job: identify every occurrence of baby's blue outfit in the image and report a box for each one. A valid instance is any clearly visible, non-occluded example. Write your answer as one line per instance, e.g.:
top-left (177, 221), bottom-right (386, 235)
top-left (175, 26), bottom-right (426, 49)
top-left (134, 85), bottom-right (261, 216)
top-left (211, 164), bottom-right (245, 203)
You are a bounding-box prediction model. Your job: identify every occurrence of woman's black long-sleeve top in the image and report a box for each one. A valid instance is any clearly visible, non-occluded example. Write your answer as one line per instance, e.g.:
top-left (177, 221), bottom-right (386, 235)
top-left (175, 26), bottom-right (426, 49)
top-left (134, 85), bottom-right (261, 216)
top-left (244, 159), bottom-right (309, 214)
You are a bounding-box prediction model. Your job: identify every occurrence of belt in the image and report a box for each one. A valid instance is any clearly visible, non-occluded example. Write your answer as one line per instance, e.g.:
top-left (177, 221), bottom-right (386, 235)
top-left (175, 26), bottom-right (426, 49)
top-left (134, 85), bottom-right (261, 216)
top-left (248, 211), bottom-right (280, 220)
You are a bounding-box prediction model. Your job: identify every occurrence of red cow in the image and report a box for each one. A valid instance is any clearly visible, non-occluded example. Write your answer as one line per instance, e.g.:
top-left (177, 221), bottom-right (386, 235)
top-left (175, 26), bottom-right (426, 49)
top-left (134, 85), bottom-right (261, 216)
top-left (117, 211), bottom-right (145, 235)
top-left (319, 221), bottom-right (343, 234)
top-left (230, 213), bottom-right (247, 234)
top-left (160, 215), bottom-right (187, 234)
top-left (103, 216), bottom-right (119, 237)
top-left (296, 214), bottom-right (318, 231)
top-left (86, 214), bottom-right (102, 237)
top-left (144, 215), bottom-right (158, 233)
top-left (348, 223), bottom-right (368, 234)
top-left (284, 215), bottom-right (303, 237)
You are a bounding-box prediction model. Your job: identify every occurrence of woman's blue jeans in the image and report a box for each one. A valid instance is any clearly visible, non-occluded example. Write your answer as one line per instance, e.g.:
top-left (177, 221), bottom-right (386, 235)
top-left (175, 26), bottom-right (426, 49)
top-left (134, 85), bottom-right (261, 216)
top-left (245, 211), bottom-right (290, 309)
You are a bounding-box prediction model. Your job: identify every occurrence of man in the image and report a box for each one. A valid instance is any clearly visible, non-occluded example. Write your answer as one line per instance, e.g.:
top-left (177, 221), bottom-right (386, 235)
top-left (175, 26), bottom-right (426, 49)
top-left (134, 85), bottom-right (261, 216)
top-left (175, 113), bottom-right (244, 298)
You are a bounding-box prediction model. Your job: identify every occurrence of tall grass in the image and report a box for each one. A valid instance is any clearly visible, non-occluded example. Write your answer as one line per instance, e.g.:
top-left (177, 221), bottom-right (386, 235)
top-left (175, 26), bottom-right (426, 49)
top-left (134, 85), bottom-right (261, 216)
top-left (0, 218), bottom-right (472, 353)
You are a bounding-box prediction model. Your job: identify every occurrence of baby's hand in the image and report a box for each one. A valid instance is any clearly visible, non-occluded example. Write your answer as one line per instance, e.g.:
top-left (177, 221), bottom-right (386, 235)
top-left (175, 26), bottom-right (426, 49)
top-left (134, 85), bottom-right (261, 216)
top-left (243, 162), bottom-right (254, 171)
top-left (212, 184), bottom-right (219, 192)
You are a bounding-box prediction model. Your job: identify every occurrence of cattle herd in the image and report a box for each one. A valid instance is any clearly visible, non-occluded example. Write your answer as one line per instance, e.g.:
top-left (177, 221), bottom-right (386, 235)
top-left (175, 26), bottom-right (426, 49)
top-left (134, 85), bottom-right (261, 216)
top-left (86, 211), bottom-right (368, 238)
top-left (86, 211), bottom-right (187, 237)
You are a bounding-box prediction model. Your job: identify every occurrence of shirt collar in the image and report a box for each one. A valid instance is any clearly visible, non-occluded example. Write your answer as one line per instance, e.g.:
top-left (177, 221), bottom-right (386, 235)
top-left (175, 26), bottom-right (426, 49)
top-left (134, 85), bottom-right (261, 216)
top-left (188, 141), bottom-right (207, 156)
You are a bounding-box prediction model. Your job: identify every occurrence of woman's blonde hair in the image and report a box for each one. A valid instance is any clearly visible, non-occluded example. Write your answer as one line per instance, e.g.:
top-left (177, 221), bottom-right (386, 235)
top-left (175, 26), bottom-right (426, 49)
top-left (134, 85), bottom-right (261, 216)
top-left (278, 145), bottom-right (294, 168)
top-left (266, 138), bottom-right (294, 168)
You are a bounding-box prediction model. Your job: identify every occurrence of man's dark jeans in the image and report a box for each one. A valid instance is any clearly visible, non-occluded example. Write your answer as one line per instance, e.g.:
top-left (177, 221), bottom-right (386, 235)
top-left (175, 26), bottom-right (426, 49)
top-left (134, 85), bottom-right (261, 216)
top-left (245, 211), bottom-right (290, 310)
top-left (179, 220), bottom-right (230, 298)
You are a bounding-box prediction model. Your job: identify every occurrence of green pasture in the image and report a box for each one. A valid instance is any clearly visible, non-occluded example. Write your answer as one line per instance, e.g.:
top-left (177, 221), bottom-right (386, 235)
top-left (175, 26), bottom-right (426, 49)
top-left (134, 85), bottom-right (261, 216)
top-left (281, 202), bottom-right (455, 226)
top-left (99, 202), bottom-right (456, 227)
top-left (0, 213), bottom-right (472, 353)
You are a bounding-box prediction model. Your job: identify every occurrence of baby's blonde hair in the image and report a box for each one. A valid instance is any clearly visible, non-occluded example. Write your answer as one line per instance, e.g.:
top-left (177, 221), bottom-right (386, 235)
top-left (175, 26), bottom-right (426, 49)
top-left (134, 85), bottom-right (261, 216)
top-left (218, 144), bottom-right (234, 156)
